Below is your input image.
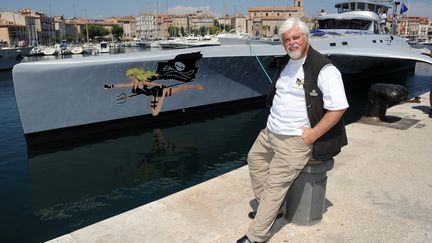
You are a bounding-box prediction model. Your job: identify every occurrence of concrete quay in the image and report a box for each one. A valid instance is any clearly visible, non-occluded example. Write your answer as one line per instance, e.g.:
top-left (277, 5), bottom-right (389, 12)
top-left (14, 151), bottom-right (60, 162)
top-left (49, 93), bottom-right (432, 243)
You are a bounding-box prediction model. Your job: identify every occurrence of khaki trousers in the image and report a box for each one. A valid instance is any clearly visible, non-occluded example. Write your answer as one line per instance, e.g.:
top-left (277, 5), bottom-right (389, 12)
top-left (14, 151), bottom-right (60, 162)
top-left (246, 128), bottom-right (312, 242)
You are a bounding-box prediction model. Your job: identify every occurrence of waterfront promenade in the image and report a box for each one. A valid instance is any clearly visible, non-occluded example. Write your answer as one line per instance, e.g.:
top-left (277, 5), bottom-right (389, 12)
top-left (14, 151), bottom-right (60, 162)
top-left (49, 93), bottom-right (432, 243)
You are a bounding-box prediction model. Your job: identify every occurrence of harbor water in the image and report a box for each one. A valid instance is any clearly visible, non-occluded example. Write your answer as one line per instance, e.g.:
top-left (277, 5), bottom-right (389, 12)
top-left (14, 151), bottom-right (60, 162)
top-left (1, 51), bottom-right (431, 242)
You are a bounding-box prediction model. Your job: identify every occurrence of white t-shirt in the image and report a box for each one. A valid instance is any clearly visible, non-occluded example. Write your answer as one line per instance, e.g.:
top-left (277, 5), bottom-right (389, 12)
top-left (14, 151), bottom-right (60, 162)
top-left (380, 13), bottom-right (387, 24)
top-left (267, 57), bottom-right (349, 136)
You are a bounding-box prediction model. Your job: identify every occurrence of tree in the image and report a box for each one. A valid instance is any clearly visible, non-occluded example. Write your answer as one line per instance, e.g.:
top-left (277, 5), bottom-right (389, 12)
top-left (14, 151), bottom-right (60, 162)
top-left (65, 33), bottom-right (74, 43)
top-left (168, 26), bottom-right (181, 37)
top-left (208, 26), bottom-right (219, 35)
top-left (168, 26), bottom-right (174, 37)
top-left (199, 26), bottom-right (206, 36)
top-left (180, 26), bottom-right (185, 36)
top-left (82, 25), bottom-right (110, 40)
top-left (262, 25), bottom-right (270, 37)
top-left (274, 25), bottom-right (279, 35)
top-left (191, 29), bottom-right (199, 36)
top-left (111, 25), bottom-right (124, 40)
top-left (220, 24), bottom-right (233, 32)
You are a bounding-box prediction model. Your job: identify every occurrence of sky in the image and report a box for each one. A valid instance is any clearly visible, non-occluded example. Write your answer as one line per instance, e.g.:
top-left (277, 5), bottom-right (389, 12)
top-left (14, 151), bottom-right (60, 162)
top-left (1, 0), bottom-right (432, 19)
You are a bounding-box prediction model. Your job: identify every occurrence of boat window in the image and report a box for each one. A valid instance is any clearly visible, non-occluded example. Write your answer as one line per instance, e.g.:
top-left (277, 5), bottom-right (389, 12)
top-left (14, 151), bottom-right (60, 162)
top-left (367, 4), bottom-right (375, 11)
top-left (374, 22), bottom-right (379, 34)
top-left (357, 3), bottom-right (365, 10)
top-left (350, 3), bottom-right (356, 11)
top-left (318, 19), bottom-right (372, 30)
top-left (341, 3), bottom-right (349, 12)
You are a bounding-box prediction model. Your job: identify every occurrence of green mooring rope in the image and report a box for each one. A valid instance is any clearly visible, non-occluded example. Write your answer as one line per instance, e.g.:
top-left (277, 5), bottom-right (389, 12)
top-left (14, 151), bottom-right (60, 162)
top-left (248, 43), bottom-right (273, 83)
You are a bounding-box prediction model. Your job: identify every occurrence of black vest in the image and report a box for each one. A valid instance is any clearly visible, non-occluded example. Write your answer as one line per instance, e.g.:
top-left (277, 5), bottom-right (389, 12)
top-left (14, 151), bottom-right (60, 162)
top-left (266, 47), bottom-right (348, 160)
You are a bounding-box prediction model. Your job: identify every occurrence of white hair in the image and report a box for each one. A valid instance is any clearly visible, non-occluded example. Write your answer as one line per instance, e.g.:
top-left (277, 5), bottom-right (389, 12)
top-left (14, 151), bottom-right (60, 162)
top-left (278, 17), bottom-right (309, 43)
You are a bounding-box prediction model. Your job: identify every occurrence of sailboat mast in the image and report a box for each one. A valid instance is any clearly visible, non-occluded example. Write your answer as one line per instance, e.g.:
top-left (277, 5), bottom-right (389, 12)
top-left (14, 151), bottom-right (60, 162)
top-left (391, 0), bottom-right (398, 35)
top-left (154, 1), bottom-right (157, 39)
top-left (85, 8), bottom-right (89, 43)
top-left (403, 0), bottom-right (411, 38)
top-left (73, 3), bottom-right (78, 43)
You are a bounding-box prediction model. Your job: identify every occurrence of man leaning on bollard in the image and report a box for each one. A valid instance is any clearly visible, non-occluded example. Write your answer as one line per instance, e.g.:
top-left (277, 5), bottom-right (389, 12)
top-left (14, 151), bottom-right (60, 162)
top-left (237, 17), bottom-right (349, 243)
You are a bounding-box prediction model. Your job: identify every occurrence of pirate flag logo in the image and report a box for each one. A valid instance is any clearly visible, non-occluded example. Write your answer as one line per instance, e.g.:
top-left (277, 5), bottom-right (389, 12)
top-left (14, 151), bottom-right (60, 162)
top-left (156, 52), bottom-right (202, 82)
top-left (104, 52), bottom-right (204, 116)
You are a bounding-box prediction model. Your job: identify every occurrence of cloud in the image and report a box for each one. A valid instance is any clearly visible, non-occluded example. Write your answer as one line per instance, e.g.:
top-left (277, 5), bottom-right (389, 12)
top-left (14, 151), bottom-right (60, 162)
top-left (168, 5), bottom-right (212, 15)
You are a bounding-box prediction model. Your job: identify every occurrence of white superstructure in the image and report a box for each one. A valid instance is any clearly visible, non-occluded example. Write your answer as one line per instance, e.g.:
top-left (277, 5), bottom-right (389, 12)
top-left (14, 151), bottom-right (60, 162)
top-left (309, 0), bottom-right (432, 77)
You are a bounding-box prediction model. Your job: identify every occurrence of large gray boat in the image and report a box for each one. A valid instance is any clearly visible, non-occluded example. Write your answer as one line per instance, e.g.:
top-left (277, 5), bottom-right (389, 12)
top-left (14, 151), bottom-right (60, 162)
top-left (13, 45), bottom-right (280, 144)
top-left (12, 0), bottom-right (432, 145)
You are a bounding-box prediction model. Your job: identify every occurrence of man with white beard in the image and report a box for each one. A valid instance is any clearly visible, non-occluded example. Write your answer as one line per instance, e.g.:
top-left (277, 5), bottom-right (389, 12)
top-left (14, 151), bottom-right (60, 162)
top-left (237, 17), bottom-right (349, 243)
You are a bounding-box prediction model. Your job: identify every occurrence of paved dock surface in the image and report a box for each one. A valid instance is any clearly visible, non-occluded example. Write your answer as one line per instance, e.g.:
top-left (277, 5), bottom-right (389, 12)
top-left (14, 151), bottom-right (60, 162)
top-left (49, 94), bottom-right (432, 243)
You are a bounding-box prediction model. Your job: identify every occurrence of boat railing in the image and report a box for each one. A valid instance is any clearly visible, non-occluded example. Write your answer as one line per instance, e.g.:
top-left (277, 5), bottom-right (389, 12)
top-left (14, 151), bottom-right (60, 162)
top-left (310, 29), bottom-right (374, 38)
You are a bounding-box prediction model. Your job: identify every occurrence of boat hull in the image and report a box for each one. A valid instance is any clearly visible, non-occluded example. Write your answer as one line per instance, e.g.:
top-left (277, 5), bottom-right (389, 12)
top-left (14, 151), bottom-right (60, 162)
top-left (0, 47), bottom-right (32, 70)
top-left (12, 35), bottom-right (432, 144)
top-left (13, 46), bottom-right (279, 141)
top-left (218, 37), bottom-right (280, 46)
top-left (329, 55), bottom-right (416, 79)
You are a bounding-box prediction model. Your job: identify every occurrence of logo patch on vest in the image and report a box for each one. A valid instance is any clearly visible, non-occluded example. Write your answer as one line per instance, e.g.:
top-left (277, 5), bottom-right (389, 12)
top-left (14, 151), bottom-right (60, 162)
top-left (309, 89), bottom-right (318, 97)
top-left (295, 78), bottom-right (304, 87)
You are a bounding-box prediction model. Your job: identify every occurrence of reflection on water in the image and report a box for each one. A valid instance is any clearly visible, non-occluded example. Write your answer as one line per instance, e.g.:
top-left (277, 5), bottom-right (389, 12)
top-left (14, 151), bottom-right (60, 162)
top-left (410, 63), bottom-right (432, 96)
top-left (26, 107), bottom-right (268, 241)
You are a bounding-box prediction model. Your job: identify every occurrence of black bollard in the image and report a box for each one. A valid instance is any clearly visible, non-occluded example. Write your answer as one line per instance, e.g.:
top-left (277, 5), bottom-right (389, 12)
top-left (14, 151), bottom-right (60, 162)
top-left (363, 83), bottom-right (408, 121)
top-left (285, 159), bottom-right (334, 225)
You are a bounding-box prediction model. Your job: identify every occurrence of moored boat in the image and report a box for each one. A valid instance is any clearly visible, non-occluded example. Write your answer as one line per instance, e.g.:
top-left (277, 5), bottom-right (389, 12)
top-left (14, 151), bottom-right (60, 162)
top-left (29, 46), bottom-right (44, 56)
top-left (216, 29), bottom-right (279, 46)
top-left (0, 46), bottom-right (32, 70)
top-left (12, 45), bottom-right (279, 144)
top-left (70, 45), bottom-right (84, 54)
top-left (42, 46), bottom-right (57, 56)
top-left (97, 41), bottom-right (110, 53)
top-left (311, 0), bottom-right (432, 79)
